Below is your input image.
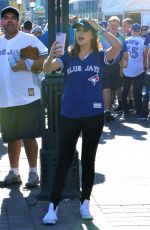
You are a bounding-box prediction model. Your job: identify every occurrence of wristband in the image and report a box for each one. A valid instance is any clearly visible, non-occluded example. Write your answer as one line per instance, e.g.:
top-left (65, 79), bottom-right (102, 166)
top-left (99, 28), bottom-right (107, 36)
top-left (25, 59), bottom-right (34, 71)
top-left (46, 54), bottom-right (55, 63)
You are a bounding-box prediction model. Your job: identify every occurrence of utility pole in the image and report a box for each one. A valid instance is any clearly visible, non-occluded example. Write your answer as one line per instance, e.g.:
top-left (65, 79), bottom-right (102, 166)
top-left (98, 0), bottom-right (103, 21)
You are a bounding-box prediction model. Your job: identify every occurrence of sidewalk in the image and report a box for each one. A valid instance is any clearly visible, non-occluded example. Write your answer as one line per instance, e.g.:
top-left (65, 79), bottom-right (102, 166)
top-left (0, 116), bottom-right (150, 230)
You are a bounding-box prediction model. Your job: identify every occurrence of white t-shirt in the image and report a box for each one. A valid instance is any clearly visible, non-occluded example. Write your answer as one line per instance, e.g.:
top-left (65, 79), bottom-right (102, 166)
top-left (0, 31), bottom-right (48, 108)
top-left (123, 36), bottom-right (145, 77)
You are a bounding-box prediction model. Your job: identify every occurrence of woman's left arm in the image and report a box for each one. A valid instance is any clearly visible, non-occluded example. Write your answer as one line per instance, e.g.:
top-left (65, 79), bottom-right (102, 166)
top-left (102, 31), bottom-right (122, 61)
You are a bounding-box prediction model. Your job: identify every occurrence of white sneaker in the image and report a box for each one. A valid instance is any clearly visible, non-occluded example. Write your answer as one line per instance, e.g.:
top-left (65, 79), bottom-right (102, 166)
top-left (43, 203), bottom-right (58, 224)
top-left (80, 199), bottom-right (93, 220)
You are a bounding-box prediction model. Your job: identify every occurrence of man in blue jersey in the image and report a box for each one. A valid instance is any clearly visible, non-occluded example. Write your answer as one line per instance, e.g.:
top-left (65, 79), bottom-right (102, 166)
top-left (40, 15), bottom-right (77, 48)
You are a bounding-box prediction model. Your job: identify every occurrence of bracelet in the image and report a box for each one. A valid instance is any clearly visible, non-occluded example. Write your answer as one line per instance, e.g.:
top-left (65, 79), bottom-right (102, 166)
top-left (47, 55), bottom-right (54, 61)
top-left (25, 59), bottom-right (34, 71)
top-left (100, 28), bottom-right (107, 35)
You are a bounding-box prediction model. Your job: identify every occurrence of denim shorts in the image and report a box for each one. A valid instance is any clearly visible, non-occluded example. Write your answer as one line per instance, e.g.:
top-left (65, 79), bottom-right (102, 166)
top-left (0, 100), bottom-right (43, 143)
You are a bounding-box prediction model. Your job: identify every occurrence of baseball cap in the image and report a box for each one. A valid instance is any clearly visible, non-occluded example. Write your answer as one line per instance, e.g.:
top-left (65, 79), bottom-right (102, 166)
top-left (23, 20), bottom-right (32, 30)
top-left (72, 18), bottom-right (101, 32)
top-left (32, 26), bottom-right (42, 34)
top-left (141, 25), bottom-right (148, 31)
top-left (1, 6), bottom-right (19, 19)
top-left (131, 23), bottom-right (141, 32)
top-left (99, 21), bottom-right (107, 29)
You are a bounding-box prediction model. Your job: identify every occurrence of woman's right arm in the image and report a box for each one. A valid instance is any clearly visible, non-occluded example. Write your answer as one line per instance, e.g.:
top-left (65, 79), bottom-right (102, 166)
top-left (43, 41), bottom-right (62, 74)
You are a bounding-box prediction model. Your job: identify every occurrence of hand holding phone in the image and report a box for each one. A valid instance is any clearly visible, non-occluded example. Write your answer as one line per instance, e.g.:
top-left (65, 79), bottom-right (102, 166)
top-left (56, 32), bottom-right (66, 55)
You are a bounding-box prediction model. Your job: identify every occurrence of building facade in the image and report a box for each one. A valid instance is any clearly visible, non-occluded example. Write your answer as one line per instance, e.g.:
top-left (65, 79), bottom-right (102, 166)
top-left (69, 0), bottom-right (102, 20)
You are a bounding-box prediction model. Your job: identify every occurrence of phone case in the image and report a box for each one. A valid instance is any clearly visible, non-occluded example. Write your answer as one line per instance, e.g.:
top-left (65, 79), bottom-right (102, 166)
top-left (56, 32), bottom-right (66, 55)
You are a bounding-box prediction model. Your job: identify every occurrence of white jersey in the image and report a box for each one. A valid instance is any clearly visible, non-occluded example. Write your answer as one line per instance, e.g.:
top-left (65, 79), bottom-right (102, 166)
top-left (0, 31), bottom-right (48, 108)
top-left (123, 36), bottom-right (145, 77)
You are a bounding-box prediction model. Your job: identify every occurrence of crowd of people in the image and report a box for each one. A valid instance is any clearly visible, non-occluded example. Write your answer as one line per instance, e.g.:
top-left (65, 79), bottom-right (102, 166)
top-left (2, 13), bottom-right (148, 122)
top-left (0, 5), bottom-right (150, 225)
top-left (99, 16), bottom-right (150, 121)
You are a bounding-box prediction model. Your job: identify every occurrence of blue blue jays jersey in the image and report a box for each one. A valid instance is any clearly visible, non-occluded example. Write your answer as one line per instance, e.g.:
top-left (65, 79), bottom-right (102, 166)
top-left (57, 51), bottom-right (105, 118)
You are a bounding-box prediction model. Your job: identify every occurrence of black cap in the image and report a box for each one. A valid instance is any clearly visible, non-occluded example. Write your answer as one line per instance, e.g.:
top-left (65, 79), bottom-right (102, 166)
top-left (23, 20), bottom-right (32, 30)
top-left (141, 25), bottom-right (148, 31)
top-left (1, 6), bottom-right (19, 19)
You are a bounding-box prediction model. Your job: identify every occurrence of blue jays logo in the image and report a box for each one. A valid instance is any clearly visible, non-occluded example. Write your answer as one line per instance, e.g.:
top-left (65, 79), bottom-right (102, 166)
top-left (88, 74), bottom-right (100, 86)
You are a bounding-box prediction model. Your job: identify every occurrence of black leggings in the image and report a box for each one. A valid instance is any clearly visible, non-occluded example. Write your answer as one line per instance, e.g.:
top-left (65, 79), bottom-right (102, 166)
top-left (50, 113), bottom-right (104, 206)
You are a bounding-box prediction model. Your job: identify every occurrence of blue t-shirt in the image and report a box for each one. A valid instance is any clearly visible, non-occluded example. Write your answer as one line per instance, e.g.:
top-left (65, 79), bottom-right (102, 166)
top-left (68, 25), bottom-right (75, 45)
top-left (40, 30), bottom-right (48, 48)
top-left (99, 32), bottom-right (127, 64)
top-left (57, 51), bottom-right (105, 118)
top-left (144, 31), bottom-right (150, 46)
top-left (40, 26), bottom-right (75, 48)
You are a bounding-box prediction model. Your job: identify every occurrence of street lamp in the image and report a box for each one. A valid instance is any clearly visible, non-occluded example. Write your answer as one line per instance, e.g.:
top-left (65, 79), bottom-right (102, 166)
top-left (30, 1), bottom-right (35, 23)
top-left (16, 0), bottom-right (22, 12)
top-left (16, 0), bottom-right (22, 21)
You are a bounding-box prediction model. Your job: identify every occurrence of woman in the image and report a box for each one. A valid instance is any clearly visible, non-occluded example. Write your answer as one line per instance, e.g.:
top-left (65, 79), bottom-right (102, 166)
top-left (43, 18), bottom-right (121, 224)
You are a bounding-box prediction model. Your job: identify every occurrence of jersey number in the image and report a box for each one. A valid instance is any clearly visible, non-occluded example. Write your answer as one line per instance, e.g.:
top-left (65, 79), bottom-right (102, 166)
top-left (129, 47), bottom-right (138, 58)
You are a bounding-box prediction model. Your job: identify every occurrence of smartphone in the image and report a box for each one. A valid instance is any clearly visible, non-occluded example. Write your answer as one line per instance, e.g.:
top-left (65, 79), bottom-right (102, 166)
top-left (56, 32), bottom-right (66, 55)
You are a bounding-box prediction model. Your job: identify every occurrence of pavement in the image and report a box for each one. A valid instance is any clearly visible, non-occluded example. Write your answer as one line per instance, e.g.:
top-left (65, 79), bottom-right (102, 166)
top-left (0, 114), bottom-right (150, 230)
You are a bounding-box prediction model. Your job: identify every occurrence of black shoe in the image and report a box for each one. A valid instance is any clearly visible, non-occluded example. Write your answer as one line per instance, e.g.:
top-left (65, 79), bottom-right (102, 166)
top-left (114, 105), bottom-right (123, 112)
top-left (105, 111), bottom-right (115, 122)
top-left (135, 111), bottom-right (141, 117)
top-left (128, 100), bottom-right (134, 111)
top-left (136, 115), bottom-right (148, 121)
top-left (0, 171), bottom-right (22, 187)
top-left (25, 172), bottom-right (39, 188)
top-left (123, 111), bottom-right (130, 116)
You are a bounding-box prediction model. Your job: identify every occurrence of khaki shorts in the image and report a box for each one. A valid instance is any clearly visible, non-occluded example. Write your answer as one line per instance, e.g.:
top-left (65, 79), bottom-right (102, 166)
top-left (1, 100), bottom-right (43, 143)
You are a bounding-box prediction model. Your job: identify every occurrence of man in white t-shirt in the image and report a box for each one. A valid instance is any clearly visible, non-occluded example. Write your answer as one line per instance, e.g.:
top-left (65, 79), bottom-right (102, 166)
top-left (122, 23), bottom-right (145, 116)
top-left (0, 6), bottom-right (48, 187)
